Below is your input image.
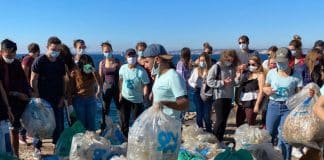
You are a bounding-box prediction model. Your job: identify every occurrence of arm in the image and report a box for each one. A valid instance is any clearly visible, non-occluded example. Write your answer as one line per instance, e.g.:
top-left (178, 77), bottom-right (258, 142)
top-left (206, 64), bottom-right (224, 88)
top-left (254, 73), bottom-right (265, 112)
top-left (143, 84), bottom-right (148, 98)
top-left (0, 81), bottom-right (14, 122)
top-left (314, 96), bottom-right (324, 121)
top-left (30, 71), bottom-right (40, 97)
top-left (93, 71), bottom-right (102, 99)
top-left (98, 61), bottom-right (104, 82)
top-left (160, 96), bottom-right (189, 111)
top-left (188, 68), bottom-right (198, 89)
top-left (22, 64), bottom-right (30, 81)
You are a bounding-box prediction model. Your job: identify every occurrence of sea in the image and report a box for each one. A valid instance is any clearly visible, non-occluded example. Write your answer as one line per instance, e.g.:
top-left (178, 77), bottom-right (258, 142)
top-left (18, 52), bottom-right (269, 129)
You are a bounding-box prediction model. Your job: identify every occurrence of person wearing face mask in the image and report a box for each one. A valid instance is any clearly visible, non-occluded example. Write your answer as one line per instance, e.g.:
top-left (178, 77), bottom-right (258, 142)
top-left (288, 37), bottom-right (309, 86)
top-left (68, 54), bottom-right (101, 131)
top-left (237, 35), bottom-right (259, 72)
top-left (21, 43), bottom-right (40, 82)
top-left (98, 41), bottom-right (120, 122)
top-left (30, 37), bottom-right (67, 158)
top-left (73, 39), bottom-right (86, 64)
top-left (118, 48), bottom-right (150, 137)
top-left (262, 46), bottom-right (278, 71)
top-left (0, 39), bottom-right (31, 158)
top-left (136, 41), bottom-right (147, 66)
top-left (235, 55), bottom-right (265, 126)
top-left (305, 48), bottom-right (323, 87)
top-left (207, 50), bottom-right (240, 142)
top-left (263, 47), bottom-right (315, 160)
top-left (176, 47), bottom-right (192, 89)
top-left (188, 52), bottom-right (213, 132)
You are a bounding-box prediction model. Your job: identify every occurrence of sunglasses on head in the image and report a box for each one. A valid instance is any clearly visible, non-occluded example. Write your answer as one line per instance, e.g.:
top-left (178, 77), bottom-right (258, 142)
top-left (239, 42), bottom-right (246, 44)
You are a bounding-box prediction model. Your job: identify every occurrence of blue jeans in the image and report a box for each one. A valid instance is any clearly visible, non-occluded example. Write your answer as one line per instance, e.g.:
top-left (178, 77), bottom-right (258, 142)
top-left (72, 96), bottom-right (97, 131)
top-left (193, 89), bottom-right (212, 133)
top-left (266, 100), bottom-right (292, 160)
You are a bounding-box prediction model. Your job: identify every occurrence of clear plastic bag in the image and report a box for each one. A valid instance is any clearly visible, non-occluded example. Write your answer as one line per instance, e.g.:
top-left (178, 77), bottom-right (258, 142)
top-left (245, 143), bottom-right (283, 160)
top-left (69, 131), bottom-right (111, 160)
top-left (234, 124), bottom-right (271, 150)
top-left (0, 120), bottom-right (12, 154)
top-left (20, 98), bottom-right (56, 138)
top-left (286, 82), bottom-right (321, 110)
top-left (282, 97), bottom-right (324, 150)
top-left (100, 116), bottom-right (126, 145)
top-left (127, 103), bottom-right (181, 160)
top-left (110, 155), bottom-right (127, 160)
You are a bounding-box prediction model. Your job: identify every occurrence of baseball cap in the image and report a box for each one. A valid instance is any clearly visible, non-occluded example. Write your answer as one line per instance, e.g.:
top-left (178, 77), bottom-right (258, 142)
top-left (142, 44), bottom-right (173, 60)
top-left (276, 47), bottom-right (291, 62)
top-left (126, 48), bottom-right (137, 56)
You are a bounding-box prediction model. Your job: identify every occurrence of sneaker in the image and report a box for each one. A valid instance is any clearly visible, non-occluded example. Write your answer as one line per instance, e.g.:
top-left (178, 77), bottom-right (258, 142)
top-left (19, 135), bottom-right (27, 144)
top-left (292, 147), bottom-right (303, 158)
top-left (33, 148), bottom-right (41, 160)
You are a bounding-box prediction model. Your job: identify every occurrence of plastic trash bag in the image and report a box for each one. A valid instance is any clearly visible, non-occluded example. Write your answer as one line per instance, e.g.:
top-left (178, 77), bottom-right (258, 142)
top-left (55, 121), bottom-right (85, 157)
top-left (234, 124), bottom-right (271, 150)
top-left (127, 103), bottom-right (182, 160)
top-left (69, 131), bottom-right (111, 160)
top-left (0, 120), bottom-right (12, 155)
top-left (282, 97), bottom-right (324, 150)
top-left (100, 116), bottom-right (126, 145)
top-left (110, 155), bottom-right (127, 160)
top-left (286, 82), bottom-right (321, 110)
top-left (20, 98), bottom-right (56, 138)
top-left (214, 148), bottom-right (254, 160)
top-left (178, 148), bottom-right (205, 160)
top-left (245, 143), bottom-right (283, 160)
top-left (0, 153), bottom-right (19, 160)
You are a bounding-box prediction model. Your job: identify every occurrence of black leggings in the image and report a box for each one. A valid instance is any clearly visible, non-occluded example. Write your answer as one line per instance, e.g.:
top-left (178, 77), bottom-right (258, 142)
top-left (213, 98), bottom-right (232, 142)
top-left (102, 86), bottom-right (120, 115)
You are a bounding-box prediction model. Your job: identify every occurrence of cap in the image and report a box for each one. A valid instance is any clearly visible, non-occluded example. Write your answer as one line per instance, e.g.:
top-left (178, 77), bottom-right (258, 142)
top-left (126, 48), bottom-right (137, 56)
top-left (142, 44), bottom-right (173, 60)
top-left (276, 47), bottom-right (291, 62)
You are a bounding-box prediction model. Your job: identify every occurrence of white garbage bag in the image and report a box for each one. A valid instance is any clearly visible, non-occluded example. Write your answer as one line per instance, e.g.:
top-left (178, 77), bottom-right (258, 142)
top-left (234, 124), bottom-right (271, 150)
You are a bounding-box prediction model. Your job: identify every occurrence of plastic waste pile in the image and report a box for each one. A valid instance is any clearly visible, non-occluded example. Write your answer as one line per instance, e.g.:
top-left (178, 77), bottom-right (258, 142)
top-left (21, 98), bottom-right (56, 138)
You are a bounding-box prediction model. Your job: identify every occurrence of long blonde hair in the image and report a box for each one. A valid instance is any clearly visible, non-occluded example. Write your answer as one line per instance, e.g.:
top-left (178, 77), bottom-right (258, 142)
top-left (219, 50), bottom-right (240, 67)
top-left (197, 52), bottom-right (212, 77)
top-left (305, 48), bottom-right (321, 75)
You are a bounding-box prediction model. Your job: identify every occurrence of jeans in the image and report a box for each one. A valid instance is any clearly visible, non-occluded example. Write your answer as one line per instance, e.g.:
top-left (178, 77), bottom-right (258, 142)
top-left (266, 100), bottom-right (292, 160)
top-left (213, 98), bottom-right (232, 142)
top-left (119, 97), bottom-right (143, 137)
top-left (72, 96), bottom-right (97, 131)
top-left (193, 89), bottom-right (212, 133)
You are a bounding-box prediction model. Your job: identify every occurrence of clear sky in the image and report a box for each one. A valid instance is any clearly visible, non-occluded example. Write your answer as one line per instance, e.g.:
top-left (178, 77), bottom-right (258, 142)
top-left (0, 0), bottom-right (324, 53)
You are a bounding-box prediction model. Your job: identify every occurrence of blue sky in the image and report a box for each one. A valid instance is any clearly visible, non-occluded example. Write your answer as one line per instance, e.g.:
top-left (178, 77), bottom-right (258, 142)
top-left (0, 0), bottom-right (324, 53)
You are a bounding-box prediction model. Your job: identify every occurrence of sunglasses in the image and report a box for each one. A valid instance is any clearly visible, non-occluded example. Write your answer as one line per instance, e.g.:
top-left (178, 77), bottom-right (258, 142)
top-left (248, 63), bottom-right (257, 66)
top-left (239, 42), bottom-right (246, 44)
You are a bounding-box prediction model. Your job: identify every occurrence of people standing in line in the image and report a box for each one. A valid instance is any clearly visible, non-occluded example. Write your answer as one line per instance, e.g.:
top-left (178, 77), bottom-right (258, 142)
top-left (30, 37), bottom-right (67, 157)
top-left (305, 49), bottom-right (323, 87)
top-left (207, 50), bottom-right (240, 142)
top-left (20, 43), bottom-right (40, 144)
top-left (69, 54), bottom-right (101, 131)
top-left (0, 39), bottom-right (31, 158)
top-left (98, 41), bottom-right (120, 116)
top-left (262, 46), bottom-right (278, 70)
top-left (235, 55), bottom-right (265, 126)
top-left (263, 47), bottom-right (313, 160)
top-left (73, 39), bottom-right (86, 64)
top-left (188, 52), bottom-right (213, 132)
top-left (118, 48), bottom-right (150, 137)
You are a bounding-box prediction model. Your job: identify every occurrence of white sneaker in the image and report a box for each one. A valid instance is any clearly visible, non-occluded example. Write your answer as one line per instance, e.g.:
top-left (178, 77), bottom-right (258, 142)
top-left (33, 148), bottom-right (41, 160)
top-left (292, 147), bottom-right (303, 158)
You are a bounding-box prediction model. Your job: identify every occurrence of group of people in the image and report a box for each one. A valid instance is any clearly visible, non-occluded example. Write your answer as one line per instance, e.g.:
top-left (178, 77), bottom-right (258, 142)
top-left (0, 34), bottom-right (323, 160)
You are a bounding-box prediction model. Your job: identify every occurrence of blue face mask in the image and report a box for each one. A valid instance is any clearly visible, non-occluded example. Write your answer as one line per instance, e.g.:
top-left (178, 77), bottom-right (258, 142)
top-left (104, 52), bottom-right (112, 59)
top-left (276, 62), bottom-right (289, 71)
top-left (50, 51), bottom-right (60, 58)
top-left (199, 62), bottom-right (206, 68)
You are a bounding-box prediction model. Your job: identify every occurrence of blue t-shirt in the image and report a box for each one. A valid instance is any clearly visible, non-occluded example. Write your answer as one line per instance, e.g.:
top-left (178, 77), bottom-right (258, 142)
top-left (153, 69), bottom-right (187, 118)
top-left (266, 69), bottom-right (303, 101)
top-left (119, 64), bottom-right (150, 103)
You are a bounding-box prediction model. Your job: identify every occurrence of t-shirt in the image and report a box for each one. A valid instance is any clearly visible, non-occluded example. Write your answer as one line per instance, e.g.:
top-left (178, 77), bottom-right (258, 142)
top-left (119, 64), bottom-right (150, 103)
top-left (237, 49), bottom-right (259, 65)
top-left (152, 69), bottom-right (187, 118)
top-left (0, 72), bottom-right (7, 121)
top-left (266, 69), bottom-right (303, 101)
top-left (31, 55), bottom-right (66, 99)
top-left (21, 55), bottom-right (35, 81)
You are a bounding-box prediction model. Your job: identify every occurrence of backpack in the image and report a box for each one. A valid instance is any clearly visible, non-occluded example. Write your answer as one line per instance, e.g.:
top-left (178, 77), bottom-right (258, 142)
top-left (200, 64), bottom-right (221, 101)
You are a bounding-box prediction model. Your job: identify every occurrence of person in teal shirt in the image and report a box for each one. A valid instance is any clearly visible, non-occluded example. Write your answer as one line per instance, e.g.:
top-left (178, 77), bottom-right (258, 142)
top-left (142, 44), bottom-right (189, 119)
top-left (119, 48), bottom-right (150, 137)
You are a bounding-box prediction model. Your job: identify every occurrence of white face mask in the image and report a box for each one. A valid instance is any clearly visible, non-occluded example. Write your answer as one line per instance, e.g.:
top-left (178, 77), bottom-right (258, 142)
top-left (50, 51), bottom-right (60, 58)
top-left (127, 57), bottom-right (137, 65)
top-left (77, 48), bottom-right (85, 55)
top-left (315, 60), bottom-right (320, 66)
top-left (291, 50), bottom-right (296, 56)
top-left (224, 61), bottom-right (232, 66)
top-left (151, 58), bottom-right (160, 76)
top-left (248, 65), bottom-right (258, 72)
top-left (2, 56), bottom-right (14, 64)
top-left (239, 44), bottom-right (248, 50)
